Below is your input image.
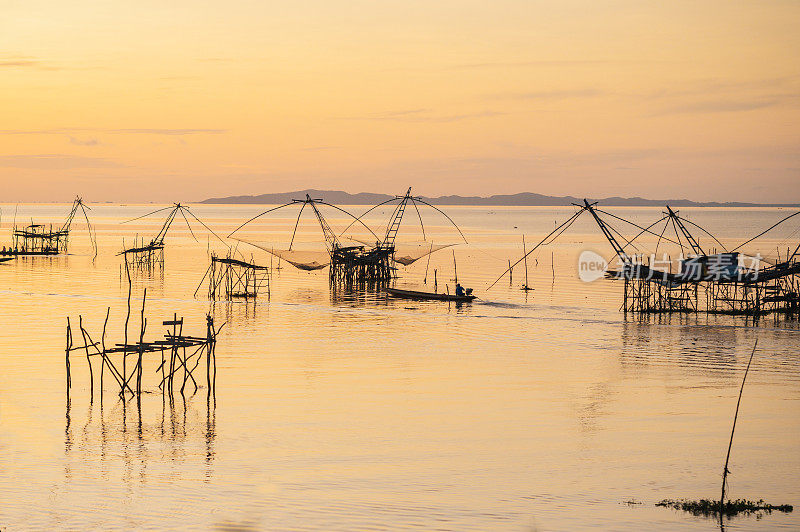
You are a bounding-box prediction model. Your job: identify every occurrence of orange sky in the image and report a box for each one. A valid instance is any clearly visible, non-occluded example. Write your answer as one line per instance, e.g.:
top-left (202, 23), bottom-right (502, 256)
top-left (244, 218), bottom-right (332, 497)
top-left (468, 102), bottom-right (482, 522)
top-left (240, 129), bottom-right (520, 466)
top-left (1, 1), bottom-right (798, 203)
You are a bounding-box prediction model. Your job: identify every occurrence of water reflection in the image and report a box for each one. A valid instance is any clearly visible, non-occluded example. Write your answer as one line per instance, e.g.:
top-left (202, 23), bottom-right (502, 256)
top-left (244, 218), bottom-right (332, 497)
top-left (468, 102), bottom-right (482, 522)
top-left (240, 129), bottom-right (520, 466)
top-left (210, 299), bottom-right (261, 327)
top-left (329, 281), bottom-right (390, 308)
top-left (3, 205), bottom-right (799, 531)
top-left (64, 392), bottom-right (217, 486)
top-left (620, 315), bottom-right (746, 378)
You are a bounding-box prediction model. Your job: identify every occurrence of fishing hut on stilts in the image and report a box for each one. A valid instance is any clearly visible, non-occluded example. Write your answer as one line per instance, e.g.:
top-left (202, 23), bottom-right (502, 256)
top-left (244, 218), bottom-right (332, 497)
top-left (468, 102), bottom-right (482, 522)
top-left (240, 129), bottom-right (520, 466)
top-left (584, 200), bottom-right (800, 316)
top-left (584, 200), bottom-right (699, 313)
top-left (490, 199), bottom-right (800, 319)
top-left (6, 197), bottom-right (96, 257)
top-left (342, 187), bottom-right (468, 284)
top-left (228, 194), bottom-right (389, 287)
top-left (119, 203), bottom-right (225, 272)
top-left (197, 252), bottom-right (270, 300)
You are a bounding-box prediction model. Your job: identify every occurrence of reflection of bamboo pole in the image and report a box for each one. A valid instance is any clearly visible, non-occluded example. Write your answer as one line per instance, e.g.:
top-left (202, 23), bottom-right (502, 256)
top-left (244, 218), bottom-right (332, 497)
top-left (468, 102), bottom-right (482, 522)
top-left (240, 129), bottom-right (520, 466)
top-left (79, 316), bottom-right (93, 400)
top-left (721, 340), bottom-right (758, 514)
top-left (136, 289), bottom-right (147, 395)
top-left (206, 317), bottom-right (213, 393)
top-left (101, 308), bottom-right (109, 397)
top-left (123, 262), bottom-right (131, 397)
top-left (65, 318), bottom-right (72, 397)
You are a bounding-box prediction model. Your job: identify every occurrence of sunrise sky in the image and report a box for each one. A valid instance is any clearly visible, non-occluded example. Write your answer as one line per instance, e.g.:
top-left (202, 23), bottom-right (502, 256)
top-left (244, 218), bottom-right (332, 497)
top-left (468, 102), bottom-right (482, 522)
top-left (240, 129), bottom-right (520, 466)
top-left (1, 1), bottom-right (798, 203)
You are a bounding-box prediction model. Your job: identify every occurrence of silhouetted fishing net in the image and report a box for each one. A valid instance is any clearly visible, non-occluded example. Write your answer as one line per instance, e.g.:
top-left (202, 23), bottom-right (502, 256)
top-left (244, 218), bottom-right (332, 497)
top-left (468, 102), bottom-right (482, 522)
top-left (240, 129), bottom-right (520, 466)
top-left (341, 236), bottom-right (454, 265)
top-left (393, 241), bottom-right (454, 265)
top-left (234, 239), bottom-right (330, 270)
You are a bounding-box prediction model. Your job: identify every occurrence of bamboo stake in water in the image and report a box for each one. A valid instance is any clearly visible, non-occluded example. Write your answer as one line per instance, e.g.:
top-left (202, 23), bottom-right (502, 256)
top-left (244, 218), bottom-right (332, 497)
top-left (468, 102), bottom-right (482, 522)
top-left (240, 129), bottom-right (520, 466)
top-left (721, 339), bottom-right (758, 514)
top-left (423, 242), bottom-right (433, 285)
top-left (523, 235), bottom-right (529, 289)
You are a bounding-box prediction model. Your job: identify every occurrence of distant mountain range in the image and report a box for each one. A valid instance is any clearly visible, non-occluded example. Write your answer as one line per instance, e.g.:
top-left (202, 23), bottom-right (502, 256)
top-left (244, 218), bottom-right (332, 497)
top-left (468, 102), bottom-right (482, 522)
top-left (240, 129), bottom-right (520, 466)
top-left (201, 189), bottom-right (799, 207)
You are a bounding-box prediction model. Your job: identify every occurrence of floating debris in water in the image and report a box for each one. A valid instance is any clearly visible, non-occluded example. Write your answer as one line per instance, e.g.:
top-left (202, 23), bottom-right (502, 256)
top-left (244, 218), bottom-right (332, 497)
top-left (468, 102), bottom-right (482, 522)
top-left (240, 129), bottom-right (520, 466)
top-left (656, 498), bottom-right (793, 517)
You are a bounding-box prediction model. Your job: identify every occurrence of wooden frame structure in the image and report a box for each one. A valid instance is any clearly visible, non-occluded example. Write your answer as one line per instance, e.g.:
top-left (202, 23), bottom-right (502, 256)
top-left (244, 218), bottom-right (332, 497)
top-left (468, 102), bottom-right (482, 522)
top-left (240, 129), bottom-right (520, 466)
top-left (120, 203), bottom-right (224, 271)
top-left (4, 197), bottom-right (95, 257)
top-left (601, 204), bottom-right (800, 317)
top-left (65, 291), bottom-right (219, 401)
top-left (200, 252), bottom-right (270, 300)
top-left (11, 223), bottom-right (68, 255)
top-left (491, 200), bottom-right (800, 319)
top-left (119, 236), bottom-right (165, 271)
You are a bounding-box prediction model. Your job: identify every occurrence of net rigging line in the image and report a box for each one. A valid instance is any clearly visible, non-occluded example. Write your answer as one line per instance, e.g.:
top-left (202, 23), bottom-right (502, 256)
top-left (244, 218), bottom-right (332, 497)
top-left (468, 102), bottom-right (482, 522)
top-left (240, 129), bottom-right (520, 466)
top-left (227, 202), bottom-right (296, 238)
top-left (670, 215), bottom-right (685, 256)
top-left (731, 210), bottom-right (800, 253)
top-left (412, 198), bottom-right (469, 244)
top-left (337, 198), bottom-right (401, 238)
top-left (342, 197), bottom-right (467, 245)
top-left (288, 202), bottom-right (307, 251)
top-left (654, 217), bottom-right (672, 256)
top-left (122, 204), bottom-right (228, 248)
top-left (603, 216), bottom-right (647, 259)
top-left (316, 201), bottom-right (380, 242)
top-left (228, 199), bottom-right (379, 251)
top-left (675, 215), bottom-right (727, 253)
top-left (410, 199), bottom-right (426, 241)
top-left (487, 208), bottom-right (585, 289)
top-left (594, 208), bottom-right (682, 247)
top-left (621, 215), bottom-right (669, 256)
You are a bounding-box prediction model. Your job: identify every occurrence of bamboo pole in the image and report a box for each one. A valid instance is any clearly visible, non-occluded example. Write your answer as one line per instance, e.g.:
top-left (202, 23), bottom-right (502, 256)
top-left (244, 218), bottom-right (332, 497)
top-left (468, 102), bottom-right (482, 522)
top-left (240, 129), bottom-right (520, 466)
top-left (523, 235), bottom-right (528, 289)
top-left (721, 339), bottom-right (758, 513)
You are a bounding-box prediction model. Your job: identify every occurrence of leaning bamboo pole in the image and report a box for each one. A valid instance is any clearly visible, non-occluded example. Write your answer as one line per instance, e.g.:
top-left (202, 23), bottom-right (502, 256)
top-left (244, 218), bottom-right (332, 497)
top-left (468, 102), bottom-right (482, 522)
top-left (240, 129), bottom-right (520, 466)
top-left (720, 340), bottom-right (758, 513)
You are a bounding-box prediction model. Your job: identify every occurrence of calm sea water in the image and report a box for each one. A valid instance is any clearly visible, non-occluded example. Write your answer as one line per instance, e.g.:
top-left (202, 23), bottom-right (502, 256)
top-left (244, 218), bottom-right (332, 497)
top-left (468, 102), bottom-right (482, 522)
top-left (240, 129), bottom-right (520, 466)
top-left (0, 203), bottom-right (798, 531)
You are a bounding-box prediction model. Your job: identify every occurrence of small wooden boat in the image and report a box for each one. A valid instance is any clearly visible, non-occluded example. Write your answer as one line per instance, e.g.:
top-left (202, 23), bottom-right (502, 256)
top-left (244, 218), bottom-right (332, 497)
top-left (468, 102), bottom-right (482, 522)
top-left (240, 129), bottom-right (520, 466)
top-left (386, 287), bottom-right (476, 302)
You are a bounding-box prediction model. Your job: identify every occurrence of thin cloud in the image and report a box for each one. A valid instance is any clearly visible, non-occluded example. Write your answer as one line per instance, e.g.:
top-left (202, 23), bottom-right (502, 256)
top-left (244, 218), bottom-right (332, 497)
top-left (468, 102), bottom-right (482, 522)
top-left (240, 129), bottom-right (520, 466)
top-left (0, 154), bottom-right (124, 169)
top-left (0, 127), bottom-right (227, 136)
top-left (0, 60), bottom-right (42, 67)
top-left (0, 54), bottom-right (68, 70)
top-left (487, 89), bottom-right (605, 101)
top-left (658, 99), bottom-right (781, 115)
top-left (413, 111), bottom-right (506, 122)
top-left (368, 108), bottom-right (432, 119)
top-left (453, 59), bottom-right (615, 69)
top-left (109, 128), bottom-right (226, 135)
top-left (301, 146), bottom-right (340, 152)
top-left (646, 76), bottom-right (799, 99)
top-left (69, 136), bottom-right (100, 146)
top-left (336, 109), bottom-right (504, 122)
top-left (0, 129), bottom-right (66, 135)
